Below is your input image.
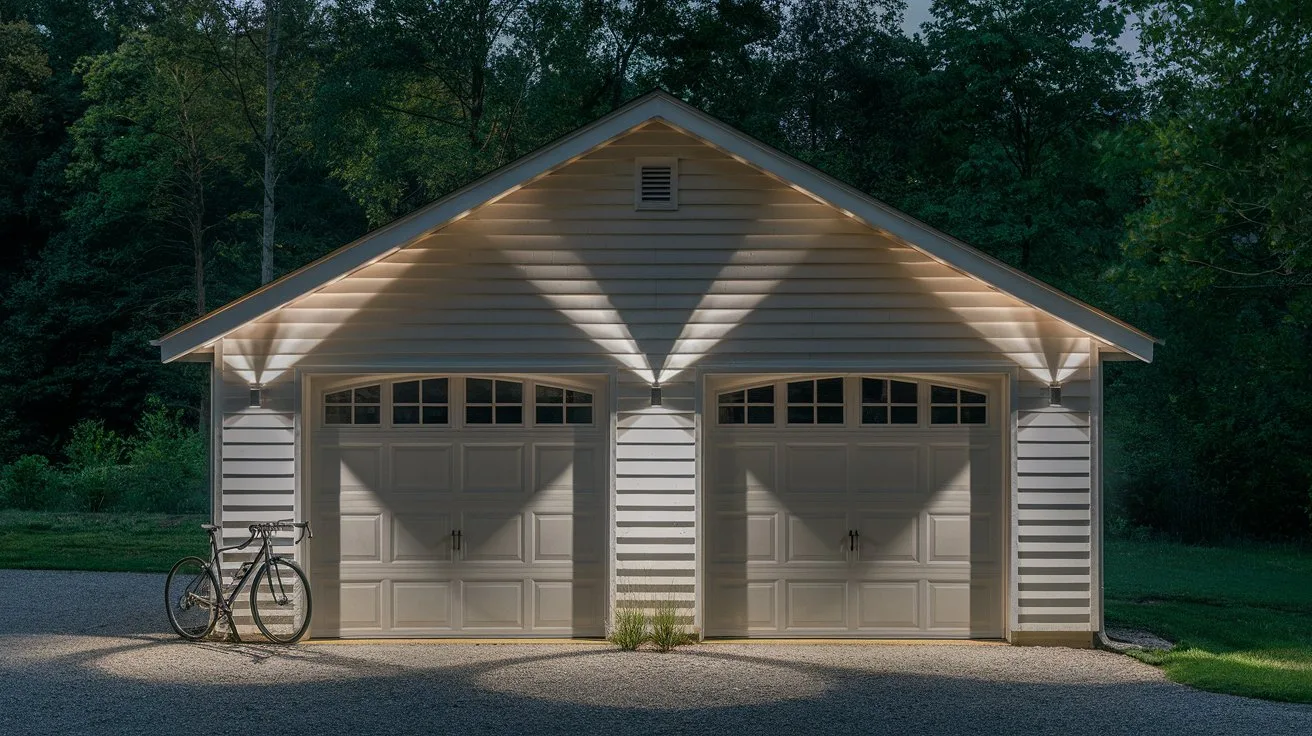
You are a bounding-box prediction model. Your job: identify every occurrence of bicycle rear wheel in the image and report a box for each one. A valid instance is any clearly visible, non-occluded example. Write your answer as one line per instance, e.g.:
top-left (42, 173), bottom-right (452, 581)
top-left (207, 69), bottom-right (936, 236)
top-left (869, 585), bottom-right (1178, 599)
top-left (165, 556), bottom-right (219, 640)
top-left (250, 558), bottom-right (312, 644)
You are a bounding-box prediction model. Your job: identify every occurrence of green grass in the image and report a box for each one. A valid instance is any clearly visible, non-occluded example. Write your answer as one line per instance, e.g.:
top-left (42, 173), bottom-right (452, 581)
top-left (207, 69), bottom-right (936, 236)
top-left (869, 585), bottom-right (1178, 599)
top-left (1106, 537), bottom-right (1312, 703)
top-left (0, 510), bottom-right (208, 573)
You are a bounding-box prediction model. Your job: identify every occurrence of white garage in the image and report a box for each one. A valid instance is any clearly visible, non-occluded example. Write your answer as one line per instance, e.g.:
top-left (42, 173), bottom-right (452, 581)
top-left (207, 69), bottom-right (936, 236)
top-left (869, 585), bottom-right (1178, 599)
top-left (159, 92), bottom-right (1155, 645)
top-left (704, 375), bottom-right (1004, 638)
top-left (308, 374), bottom-right (606, 637)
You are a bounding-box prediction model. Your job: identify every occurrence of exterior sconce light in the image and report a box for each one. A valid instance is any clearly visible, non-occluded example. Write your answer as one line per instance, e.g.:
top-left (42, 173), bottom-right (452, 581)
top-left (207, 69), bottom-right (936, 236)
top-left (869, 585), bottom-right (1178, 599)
top-left (650, 384), bottom-right (662, 407)
top-left (1048, 383), bottom-right (1062, 407)
top-left (249, 384), bottom-right (263, 408)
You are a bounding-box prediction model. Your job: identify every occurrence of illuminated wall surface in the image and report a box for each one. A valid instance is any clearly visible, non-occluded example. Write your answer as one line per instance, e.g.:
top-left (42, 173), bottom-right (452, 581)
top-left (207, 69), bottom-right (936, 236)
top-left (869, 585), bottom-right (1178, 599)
top-left (216, 121), bottom-right (1100, 636)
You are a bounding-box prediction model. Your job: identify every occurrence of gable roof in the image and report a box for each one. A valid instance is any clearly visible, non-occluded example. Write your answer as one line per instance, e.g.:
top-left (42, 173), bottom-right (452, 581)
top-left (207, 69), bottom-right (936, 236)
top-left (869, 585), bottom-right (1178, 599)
top-left (156, 91), bottom-right (1158, 363)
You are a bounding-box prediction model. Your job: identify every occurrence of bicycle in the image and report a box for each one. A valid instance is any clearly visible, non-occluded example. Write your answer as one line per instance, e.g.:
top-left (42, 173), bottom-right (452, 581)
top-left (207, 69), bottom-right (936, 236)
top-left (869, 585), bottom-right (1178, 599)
top-left (164, 520), bottom-right (314, 644)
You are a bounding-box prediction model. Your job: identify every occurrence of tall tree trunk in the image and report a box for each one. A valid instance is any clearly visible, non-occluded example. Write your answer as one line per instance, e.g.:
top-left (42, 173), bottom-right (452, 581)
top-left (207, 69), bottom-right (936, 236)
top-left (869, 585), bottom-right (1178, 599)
top-left (261, 0), bottom-right (280, 285)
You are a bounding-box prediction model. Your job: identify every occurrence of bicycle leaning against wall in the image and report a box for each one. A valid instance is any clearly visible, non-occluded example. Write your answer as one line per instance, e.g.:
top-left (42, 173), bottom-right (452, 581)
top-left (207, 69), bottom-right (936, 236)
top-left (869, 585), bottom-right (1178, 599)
top-left (164, 520), bottom-right (313, 644)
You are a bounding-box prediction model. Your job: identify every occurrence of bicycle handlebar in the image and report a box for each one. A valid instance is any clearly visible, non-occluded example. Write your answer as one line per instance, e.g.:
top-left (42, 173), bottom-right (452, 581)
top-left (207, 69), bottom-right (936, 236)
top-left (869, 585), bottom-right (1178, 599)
top-left (247, 520), bottom-right (313, 543)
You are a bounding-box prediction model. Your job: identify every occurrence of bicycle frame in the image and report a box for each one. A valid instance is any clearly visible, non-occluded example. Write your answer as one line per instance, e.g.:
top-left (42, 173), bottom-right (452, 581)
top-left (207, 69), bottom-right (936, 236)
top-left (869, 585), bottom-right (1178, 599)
top-left (201, 524), bottom-right (299, 640)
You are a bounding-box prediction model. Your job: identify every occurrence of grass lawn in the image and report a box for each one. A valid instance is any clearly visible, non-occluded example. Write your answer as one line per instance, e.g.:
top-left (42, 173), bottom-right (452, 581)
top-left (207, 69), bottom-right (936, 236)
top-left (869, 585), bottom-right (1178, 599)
top-left (0, 510), bottom-right (207, 573)
top-left (1105, 537), bottom-right (1312, 703)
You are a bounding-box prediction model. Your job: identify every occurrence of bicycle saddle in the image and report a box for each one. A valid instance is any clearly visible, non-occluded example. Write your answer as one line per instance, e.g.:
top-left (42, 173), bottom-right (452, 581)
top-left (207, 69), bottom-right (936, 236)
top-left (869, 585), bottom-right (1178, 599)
top-left (200, 523), bottom-right (220, 532)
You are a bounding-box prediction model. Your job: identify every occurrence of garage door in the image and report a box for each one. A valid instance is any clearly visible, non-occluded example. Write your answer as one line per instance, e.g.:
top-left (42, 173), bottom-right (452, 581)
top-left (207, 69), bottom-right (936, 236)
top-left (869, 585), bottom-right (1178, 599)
top-left (704, 375), bottom-right (1004, 638)
top-left (310, 375), bottom-right (606, 637)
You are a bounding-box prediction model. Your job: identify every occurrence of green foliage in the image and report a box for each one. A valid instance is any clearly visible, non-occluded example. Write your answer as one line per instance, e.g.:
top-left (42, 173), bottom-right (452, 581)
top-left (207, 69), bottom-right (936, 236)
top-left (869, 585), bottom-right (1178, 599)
top-left (0, 455), bottom-right (58, 510)
top-left (649, 600), bottom-right (691, 652)
top-left (610, 607), bottom-right (647, 651)
top-left (0, 510), bottom-right (208, 572)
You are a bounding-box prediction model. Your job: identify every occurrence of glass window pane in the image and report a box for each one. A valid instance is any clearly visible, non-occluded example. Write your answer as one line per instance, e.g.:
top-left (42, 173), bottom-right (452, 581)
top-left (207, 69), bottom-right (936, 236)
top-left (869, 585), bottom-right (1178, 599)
top-left (566, 390), bottom-right (592, 404)
top-left (495, 380), bottom-right (523, 404)
top-left (354, 406), bottom-right (380, 425)
top-left (422, 406), bottom-right (448, 425)
top-left (817, 405), bottom-right (844, 424)
top-left (422, 378), bottom-right (448, 404)
top-left (393, 406), bottom-right (420, 424)
top-left (890, 380), bottom-right (917, 404)
top-left (787, 381), bottom-right (813, 403)
top-left (496, 405), bottom-right (523, 424)
top-left (861, 378), bottom-right (887, 404)
top-left (393, 381), bottom-right (419, 405)
top-left (747, 385), bottom-right (774, 404)
top-left (466, 406), bottom-right (493, 424)
top-left (566, 406), bottom-right (593, 424)
top-left (816, 377), bottom-right (843, 404)
top-left (961, 390), bottom-right (986, 405)
top-left (466, 378), bottom-right (493, 404)
top-left (325, 406), bottom-right (352, 424)
top-left (930, 385), bottom-right (957, 404)
top-left (354, 385), bottom-right (381, 404)
top-left (536, 406), bottom-right (564, 424)
top-left (863, 406), bottom-right (889, 424)
top-left (537, 385), bottom-right (564, 404)
top-left (325, 390), bottom-right (352, 405)
top-left (718, 406), bottom-right (745, 424)
top-left (930, 406), bottom-right (958, 425)
top-left (719, 390), bottom-right (745, 405)
top-left (787, 406), bottom-right (814, 424)
top-left (961, 406), bottom-right (987, 424)
top-left (891, 406), bottom-right (918, 424)
top-left (747, 405), bottom-right (774, 424)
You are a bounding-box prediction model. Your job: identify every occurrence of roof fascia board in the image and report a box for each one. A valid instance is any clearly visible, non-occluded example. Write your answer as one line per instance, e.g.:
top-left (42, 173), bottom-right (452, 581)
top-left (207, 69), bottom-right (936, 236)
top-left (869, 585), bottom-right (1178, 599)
top-left (648, 104), bottom-right (1155, 362)
top-left (156, 94), bottom-right (679, 363)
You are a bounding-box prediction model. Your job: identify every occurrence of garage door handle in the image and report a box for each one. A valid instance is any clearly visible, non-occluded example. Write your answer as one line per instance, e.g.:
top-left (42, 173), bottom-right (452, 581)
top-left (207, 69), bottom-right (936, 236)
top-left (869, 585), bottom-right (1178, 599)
top-left (452, 529), bottom-right (462, 551)
top-left (849, 529), bottom-right (859, 551)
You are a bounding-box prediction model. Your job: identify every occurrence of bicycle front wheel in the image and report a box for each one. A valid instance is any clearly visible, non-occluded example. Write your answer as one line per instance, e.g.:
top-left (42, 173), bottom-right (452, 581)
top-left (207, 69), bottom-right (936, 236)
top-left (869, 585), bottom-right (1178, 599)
top-left (165, 556), bottom-right (219, 640)
top-left (250, 558), bottom-right (312, 644)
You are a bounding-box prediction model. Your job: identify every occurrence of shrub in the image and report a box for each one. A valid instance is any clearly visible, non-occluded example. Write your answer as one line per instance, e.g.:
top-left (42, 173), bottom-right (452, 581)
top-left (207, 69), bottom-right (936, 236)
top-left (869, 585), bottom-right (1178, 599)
top-left (65, 419), bottom-right (124, 469)
top-left (649, 600), bottom-right (691, 652)
top-left (119, 398), bottom-right (206, 513)
top-left (610, 608), bottom-right (647, 651)
top-left (0, 455), bottom-right (59, 510)
top-left (63, 419), bottom-right (127, 512)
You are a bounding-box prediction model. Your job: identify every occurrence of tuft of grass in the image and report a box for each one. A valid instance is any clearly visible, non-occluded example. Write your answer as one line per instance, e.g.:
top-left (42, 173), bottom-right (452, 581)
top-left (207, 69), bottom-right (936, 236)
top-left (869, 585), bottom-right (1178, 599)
top-left (610, 608), bottom-right (647, 650)
top-left (649, 600), bottom-right (691, 652)
top-left (1106, 537), bottom-right (1312, 703)
top-left (0, 510), bottom-right (208, 573)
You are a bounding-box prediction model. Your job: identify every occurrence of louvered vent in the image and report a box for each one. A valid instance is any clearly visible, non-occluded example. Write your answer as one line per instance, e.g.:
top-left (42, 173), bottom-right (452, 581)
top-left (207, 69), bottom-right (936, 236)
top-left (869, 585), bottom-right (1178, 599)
top-left (635, 158), bottom-right (678, 210)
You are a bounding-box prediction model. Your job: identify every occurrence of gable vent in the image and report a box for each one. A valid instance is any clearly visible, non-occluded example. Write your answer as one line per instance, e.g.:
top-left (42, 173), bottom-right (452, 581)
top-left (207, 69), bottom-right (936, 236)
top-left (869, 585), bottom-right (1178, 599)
top-left (635, 158), bottom-right (678, 210)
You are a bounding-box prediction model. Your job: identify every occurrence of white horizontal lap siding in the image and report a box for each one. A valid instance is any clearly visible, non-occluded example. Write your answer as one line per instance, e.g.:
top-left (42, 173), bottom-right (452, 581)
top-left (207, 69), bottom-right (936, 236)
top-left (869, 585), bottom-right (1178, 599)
top-left (218, 121), bottom-right (1100, 633)
top-left (1015, 373), bottom-right (1094, 631)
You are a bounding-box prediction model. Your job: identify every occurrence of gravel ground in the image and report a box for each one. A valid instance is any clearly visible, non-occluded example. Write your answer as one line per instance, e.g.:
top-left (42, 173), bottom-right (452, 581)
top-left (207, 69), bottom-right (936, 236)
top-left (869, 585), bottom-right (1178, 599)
top-left (2, 570), bottom-right (1311, 735)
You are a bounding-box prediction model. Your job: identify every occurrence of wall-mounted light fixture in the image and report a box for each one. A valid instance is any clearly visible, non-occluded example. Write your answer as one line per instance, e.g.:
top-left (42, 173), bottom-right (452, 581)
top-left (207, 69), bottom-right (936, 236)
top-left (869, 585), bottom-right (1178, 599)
top-left (650, 384), bottom-right (662, 407)
top-left (1048, 383), bottom-right (1062, 407)
top-left (249, 384), bottom-right (263, 408)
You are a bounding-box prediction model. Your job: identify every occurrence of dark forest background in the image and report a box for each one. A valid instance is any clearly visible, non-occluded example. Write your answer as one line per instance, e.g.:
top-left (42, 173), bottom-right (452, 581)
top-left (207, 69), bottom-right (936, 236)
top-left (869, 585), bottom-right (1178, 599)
top-left (0, 0), bottom-right (1308, 540)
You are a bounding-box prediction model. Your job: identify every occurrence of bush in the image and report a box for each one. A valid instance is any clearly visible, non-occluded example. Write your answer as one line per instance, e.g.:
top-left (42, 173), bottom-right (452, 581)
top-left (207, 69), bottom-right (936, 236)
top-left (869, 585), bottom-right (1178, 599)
top-left (649, 600), bottom-right (691, 652)
top-left (610, 608), bottom-right (647, 651)
top-left (63, 419), bottom-right (126, 511)
top-left (0, 455), bottom-right (60, 510)
top-left (119, 398), bottom-right (206, 513)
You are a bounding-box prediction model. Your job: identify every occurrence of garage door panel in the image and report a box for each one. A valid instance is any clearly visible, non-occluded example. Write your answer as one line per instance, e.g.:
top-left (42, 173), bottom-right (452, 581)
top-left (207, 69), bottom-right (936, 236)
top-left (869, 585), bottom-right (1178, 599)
top-left (927, 582), bottom-right (971, 630)
top-left (532, 581), bottom-right (602, 631)
top-left (711, 513), bottom-right (777, 562)
top-left (533, 513), bottom-right (574, 561)
top-left (463, 512), bottom-right (524, 562)
top-left (340, 514), bottom-right (383, 561)
top-left (463, 582), bottom-right (524, 629)
top-left (857, 582), bottom-right (920, 629)
top-left (334, 446), bottom-right (383, 493)
top-left (713, 445), bottom-right (775, 493)
top-left (462, 444), bottom-right (525, 493)
top-left (850, 445), bottom-right (920, 494)
top-left (786, 515), bottom-right (848, 562)
top-left (928, 515), bottom-right (971, 562)
top-left (392, 513), bottom-right (453, 562)
top-left (536, 445), bottom-right (598, 493)
top-left (785, 445), bottom-right (847, 494)
top-left (340, 582), bottom-right (383, 630)
top-left (857, 514), bottom-right (919, 562)
top-left (393, 582), bottom-right (453, 629)
top-left (391, 444), bottom-right (453, 493)
top-left (786, 582), bottom-right (848, 629)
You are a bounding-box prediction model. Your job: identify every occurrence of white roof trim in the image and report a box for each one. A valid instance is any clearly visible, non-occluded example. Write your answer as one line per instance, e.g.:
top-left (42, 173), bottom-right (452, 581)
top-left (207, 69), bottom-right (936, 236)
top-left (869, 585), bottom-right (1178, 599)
top-left (158, 91), bottom-right (1156, 363)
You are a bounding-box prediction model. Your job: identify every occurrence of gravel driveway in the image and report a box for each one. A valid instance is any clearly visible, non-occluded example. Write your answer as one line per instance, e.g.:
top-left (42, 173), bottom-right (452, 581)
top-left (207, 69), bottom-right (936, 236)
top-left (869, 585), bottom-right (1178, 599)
top-left (2, 570), bottom-right (1310, 735)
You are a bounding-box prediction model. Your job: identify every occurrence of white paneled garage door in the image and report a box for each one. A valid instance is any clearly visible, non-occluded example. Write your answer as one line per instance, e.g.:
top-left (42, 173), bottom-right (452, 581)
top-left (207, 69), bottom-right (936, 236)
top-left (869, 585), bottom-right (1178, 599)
top-left (309, 375), bottom-right (606, 637)
top-left (705, 375), bottom-right (1005, 638)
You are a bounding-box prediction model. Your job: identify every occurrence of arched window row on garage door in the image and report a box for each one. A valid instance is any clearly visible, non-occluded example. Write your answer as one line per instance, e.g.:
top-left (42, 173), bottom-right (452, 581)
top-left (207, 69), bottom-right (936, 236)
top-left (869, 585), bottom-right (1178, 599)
top-left (716, 376), bottom-right (988, 427)
top-left (323, 377), bottom-right (594, 428)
